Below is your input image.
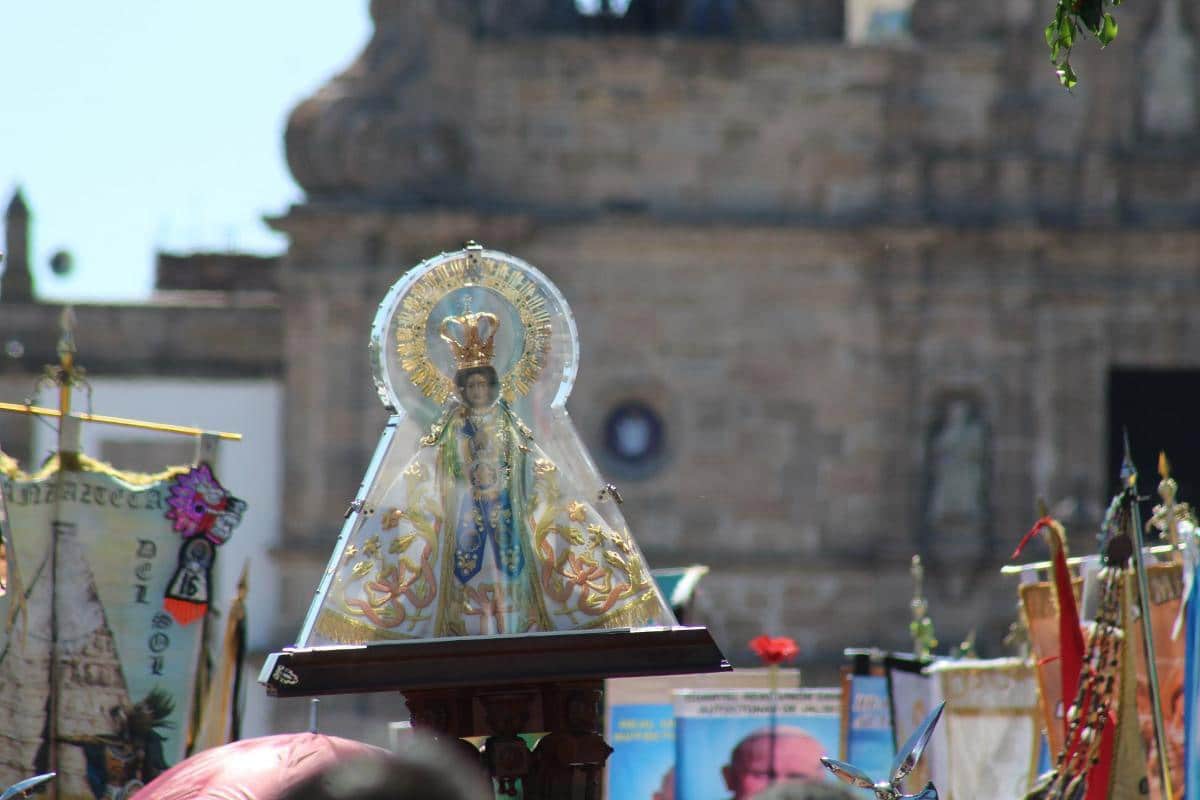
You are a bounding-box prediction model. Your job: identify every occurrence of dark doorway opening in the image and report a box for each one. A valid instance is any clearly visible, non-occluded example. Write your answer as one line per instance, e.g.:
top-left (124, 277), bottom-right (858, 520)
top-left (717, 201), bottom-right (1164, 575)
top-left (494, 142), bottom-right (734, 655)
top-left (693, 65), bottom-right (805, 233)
top-left (1107, 369), bottom-right (1200, 512)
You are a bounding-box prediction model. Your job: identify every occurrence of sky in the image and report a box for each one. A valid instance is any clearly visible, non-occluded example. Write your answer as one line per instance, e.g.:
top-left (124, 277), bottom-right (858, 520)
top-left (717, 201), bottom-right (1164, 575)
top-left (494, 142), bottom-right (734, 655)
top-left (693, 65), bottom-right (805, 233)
top-left (0, 3), bottom-right (372, 302)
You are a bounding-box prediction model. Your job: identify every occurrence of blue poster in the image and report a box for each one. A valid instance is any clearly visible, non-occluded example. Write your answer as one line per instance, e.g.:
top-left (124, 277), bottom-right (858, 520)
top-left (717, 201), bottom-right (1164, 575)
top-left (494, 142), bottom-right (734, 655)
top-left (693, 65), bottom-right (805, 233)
top-left (846, 675), bottom-right (892, 779)
top-left (605, 670), bottom-right (802, 800)
top-left (674, 689), bottom-right (842, 800)
top-left (608, 703), bottom-right (676, 800)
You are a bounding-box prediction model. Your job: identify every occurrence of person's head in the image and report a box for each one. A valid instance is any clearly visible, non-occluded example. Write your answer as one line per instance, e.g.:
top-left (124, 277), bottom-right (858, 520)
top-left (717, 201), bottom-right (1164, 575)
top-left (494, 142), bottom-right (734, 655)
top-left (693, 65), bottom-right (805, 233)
top-left (751, 779), bottom-right (859, 800)
top-left (651, 766), bottom-right (675, 800)
top-left (455, 366), bottom-right (499, 410)
top-left (721, 728), bottom-right (826, 800)
top-left (277, 739), bottom-right (492, 800)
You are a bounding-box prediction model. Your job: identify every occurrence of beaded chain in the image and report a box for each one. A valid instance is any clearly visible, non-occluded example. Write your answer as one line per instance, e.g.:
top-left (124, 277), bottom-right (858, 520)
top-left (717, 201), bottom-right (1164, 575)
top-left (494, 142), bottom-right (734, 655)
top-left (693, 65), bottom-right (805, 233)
top-left (1037, 566), bottom-right (1125, 800)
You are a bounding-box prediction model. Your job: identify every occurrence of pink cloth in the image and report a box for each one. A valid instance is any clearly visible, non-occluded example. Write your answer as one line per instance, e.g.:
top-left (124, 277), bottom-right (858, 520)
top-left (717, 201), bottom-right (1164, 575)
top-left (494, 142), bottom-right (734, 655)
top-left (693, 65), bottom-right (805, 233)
top-left (131, 732), bottom-right (385, 800)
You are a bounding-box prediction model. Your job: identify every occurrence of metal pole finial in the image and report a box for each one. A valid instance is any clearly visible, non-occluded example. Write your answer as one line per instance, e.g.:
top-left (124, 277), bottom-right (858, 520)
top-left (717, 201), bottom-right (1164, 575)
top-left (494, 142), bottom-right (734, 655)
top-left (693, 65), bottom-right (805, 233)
top-left (56, 307), bottom-right (76, 363)
top-left (1153, 451), bottom-right (1182, 558)
top-left (309, 698), bottom-right (320, 734)
top-left (1123, 441), bottom-right (1175, 800)
top-left (1120, 428), bottom-right (1137, 490)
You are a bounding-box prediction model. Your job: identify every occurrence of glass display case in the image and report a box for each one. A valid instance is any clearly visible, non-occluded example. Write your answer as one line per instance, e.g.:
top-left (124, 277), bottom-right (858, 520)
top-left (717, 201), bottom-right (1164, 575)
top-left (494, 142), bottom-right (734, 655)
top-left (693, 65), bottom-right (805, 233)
top-left (296, 244), bottom-right (677, 647)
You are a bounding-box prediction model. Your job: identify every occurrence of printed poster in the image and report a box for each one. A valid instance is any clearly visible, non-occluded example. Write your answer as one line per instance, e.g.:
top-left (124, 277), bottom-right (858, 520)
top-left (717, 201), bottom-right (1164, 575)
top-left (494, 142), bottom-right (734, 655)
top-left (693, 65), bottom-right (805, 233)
top-left (886, 655), bottom-right (938, 794)
top-left (1019, 575), bottom-right (1082, 758)
top-left (0, 456), bottom-right (244, 799)
top-left (610, 700), bottom-right (676, 800)
top-left (605, 669), bottom-right (800, 800)
top-left (926, 658), bottom-right (1040, 799)
top-left (844, 673), bottom-right (892, 781)
top-left (1132, 562), bottom-right (1187, 800)
top-left (673, 688), bottom-right (841, 800)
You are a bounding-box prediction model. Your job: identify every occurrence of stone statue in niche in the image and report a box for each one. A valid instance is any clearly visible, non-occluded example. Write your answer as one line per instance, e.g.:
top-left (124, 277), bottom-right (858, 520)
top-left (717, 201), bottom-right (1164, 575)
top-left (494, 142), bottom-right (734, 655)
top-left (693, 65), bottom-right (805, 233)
top-left (1141, 0), bottom-right (1197, 139)
top-left (922, 396), bottom-right (990, 573)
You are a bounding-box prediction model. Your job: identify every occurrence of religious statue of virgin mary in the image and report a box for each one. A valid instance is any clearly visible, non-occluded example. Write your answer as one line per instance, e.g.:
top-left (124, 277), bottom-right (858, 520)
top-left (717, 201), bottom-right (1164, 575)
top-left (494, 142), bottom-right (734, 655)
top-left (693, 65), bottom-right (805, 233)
top-left (298, 245), bottom-right (674, 644)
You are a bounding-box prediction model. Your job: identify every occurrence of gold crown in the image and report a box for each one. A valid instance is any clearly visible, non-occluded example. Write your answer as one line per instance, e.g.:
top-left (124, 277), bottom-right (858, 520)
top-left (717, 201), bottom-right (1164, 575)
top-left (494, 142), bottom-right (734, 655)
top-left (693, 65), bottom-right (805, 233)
top-left (439, 312), bottom-right (499, 370)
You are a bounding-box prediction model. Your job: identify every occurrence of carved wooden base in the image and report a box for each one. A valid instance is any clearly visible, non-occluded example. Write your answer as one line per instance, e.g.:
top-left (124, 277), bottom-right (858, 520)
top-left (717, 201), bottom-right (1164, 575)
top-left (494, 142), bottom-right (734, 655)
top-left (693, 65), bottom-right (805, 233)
top-left (259, 628), bottom-right (729, 799)
top-left (406, 682), bottom-right (612, 800)
top-left (261, 627), bottom-right (729, 697)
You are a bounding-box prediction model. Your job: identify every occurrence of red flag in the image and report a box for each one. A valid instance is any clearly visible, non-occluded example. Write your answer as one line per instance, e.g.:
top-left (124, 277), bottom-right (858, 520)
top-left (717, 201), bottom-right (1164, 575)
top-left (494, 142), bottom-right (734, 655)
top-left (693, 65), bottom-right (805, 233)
top-left (1084, 710), bottom-right (1115, 800)
top-left (1014, 516), bottom-right (1085, 744)
top-left (1049, 527), bottom-right (1085, 743)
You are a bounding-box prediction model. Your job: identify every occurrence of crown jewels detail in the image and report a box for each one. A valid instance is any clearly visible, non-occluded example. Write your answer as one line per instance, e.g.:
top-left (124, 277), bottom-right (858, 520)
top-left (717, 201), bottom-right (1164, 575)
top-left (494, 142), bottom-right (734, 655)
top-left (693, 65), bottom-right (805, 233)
top-left (440, 312), bottom-right (499, 370)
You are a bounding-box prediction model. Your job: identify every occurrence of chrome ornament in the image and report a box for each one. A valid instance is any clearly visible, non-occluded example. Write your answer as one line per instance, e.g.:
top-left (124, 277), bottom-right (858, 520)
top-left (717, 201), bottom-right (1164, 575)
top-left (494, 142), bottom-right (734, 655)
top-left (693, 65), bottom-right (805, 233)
top-left (821, 701), bottom-right (944, 800)
top-left (0, 773), bottom-right (55, 800)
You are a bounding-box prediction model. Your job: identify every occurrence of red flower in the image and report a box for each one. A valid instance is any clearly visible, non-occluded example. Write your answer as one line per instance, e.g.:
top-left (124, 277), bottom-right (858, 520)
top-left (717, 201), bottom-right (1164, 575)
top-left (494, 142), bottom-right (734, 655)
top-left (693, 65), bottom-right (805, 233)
top-left (749, 635), bottom-right (799, 665)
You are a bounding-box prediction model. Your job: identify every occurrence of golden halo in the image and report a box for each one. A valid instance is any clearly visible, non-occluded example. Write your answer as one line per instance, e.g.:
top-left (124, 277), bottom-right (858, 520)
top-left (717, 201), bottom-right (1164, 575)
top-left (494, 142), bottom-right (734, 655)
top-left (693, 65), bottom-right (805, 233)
top-left (394, 255), bottom-right (553, 404)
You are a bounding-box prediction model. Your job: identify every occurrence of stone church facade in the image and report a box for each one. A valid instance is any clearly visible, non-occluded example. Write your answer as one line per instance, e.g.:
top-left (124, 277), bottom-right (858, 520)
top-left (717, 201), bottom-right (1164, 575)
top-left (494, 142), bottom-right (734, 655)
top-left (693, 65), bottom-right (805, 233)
top-left (5, 0), bottom-right (1200, 683)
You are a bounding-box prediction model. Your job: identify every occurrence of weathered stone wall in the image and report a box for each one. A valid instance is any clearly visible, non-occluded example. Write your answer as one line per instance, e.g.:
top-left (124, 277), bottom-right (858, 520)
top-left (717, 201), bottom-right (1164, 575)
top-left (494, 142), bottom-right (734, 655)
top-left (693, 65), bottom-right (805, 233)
top-left (155, 252), bottom-right (280, 294)
top-left (0, 301), bottom-right (282, 476)
top-left (1, 302), bottom-right (282, 382)
top-left (286, 0), bottom-right (1200, 229)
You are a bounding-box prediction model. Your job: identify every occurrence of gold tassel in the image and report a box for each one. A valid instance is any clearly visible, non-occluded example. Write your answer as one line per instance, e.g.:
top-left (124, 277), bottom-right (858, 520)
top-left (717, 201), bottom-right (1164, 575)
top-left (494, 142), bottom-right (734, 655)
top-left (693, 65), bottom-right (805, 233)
top-left (191, 563), bottom-right (249, 751)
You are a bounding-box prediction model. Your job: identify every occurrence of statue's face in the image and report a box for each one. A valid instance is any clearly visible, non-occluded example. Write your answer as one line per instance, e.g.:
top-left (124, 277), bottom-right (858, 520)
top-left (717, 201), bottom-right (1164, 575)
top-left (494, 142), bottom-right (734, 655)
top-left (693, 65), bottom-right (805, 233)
top-left (463, 373), bottom-right (494, 409)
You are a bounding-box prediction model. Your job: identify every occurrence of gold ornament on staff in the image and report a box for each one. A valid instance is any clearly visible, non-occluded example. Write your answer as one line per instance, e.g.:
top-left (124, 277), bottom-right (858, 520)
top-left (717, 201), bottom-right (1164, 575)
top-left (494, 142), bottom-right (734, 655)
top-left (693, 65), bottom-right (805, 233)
top-left (1145, 452), bottom-right (1196, 563)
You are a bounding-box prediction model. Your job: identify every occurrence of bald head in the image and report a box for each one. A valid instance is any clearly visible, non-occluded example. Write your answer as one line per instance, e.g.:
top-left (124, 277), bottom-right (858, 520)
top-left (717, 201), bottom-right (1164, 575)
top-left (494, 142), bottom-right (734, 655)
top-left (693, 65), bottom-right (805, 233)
top-left (722, 727), bottom-right (826, 800)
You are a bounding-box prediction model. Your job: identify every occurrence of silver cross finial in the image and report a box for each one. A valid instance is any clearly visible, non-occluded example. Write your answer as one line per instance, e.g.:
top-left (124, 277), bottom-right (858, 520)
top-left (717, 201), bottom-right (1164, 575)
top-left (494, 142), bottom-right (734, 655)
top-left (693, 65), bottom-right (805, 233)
top-left (822, 702), bottom-right (944, 800)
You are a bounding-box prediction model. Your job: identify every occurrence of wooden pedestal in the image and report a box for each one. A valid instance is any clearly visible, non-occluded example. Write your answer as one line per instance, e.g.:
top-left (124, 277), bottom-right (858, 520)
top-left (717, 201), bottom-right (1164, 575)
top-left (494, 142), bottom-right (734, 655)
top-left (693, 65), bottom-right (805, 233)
top-left (260, 626), bottom-right (728, 799)
top-left (406, 682), bottom-right (612, 799)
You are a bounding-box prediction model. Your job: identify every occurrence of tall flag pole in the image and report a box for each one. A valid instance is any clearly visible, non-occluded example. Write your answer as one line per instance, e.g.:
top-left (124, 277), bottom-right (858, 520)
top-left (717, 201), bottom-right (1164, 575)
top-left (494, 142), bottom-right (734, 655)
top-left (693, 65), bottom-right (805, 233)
top-left (1122, 435), bottom-right (1175, 800)
top-left (44, 307), bottom-right (82, 800)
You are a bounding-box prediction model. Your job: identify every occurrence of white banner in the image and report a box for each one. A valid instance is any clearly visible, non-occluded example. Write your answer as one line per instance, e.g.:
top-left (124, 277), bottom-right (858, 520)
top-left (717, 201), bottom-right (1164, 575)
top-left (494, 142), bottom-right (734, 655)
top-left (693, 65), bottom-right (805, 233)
top-left (0, 458), bottom-right (244, 800)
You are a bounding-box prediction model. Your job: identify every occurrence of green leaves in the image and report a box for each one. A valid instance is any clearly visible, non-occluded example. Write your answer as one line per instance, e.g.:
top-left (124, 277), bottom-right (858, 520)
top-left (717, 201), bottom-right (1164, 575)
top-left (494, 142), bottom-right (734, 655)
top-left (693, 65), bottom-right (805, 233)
top-left (1099, 13), bottom-right (1118, 45)
top-left (1060, 15), bottom-right (1075, 47)
top-left (1044, 0), bottom-right (1122, 88)
top-left (1057, 62), bottom-right (1079, 88)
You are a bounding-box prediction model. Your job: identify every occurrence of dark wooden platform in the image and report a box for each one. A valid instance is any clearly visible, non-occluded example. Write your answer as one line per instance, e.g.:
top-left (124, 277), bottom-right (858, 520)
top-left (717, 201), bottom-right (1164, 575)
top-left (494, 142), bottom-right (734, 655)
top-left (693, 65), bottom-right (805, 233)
top-left (259, 626), bottom-right (730, 698)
